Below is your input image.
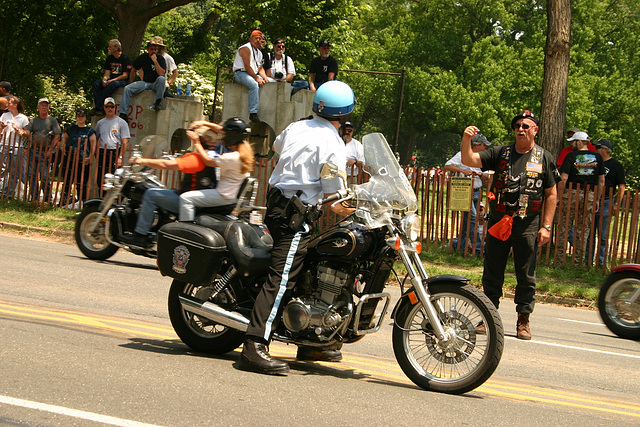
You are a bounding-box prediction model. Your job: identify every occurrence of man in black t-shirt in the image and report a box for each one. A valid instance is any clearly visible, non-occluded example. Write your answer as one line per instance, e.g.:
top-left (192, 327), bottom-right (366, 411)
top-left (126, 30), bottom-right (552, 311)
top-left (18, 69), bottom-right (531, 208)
top-left (118, 40), bottom-right (167, 122)
top-left (461, 110), bottom-right (559, 340)
top-left (91, 39), bottom-right (133, 117)
top-left (308, 40), bottom-right (338, 91)
top-left (590, 138), bottom-right (625, 266)
top-left (558, 131), bottom-right (605, 266)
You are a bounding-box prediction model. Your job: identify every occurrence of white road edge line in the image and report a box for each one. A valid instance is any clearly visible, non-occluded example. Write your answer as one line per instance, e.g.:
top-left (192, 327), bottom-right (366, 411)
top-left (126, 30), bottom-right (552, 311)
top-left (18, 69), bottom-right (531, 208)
top-left (557, 318), bottom-right (606, 326)
top-left (505, 336), bottom-right (640, 359)
top-left (0, 395), bottom-right (160, 427)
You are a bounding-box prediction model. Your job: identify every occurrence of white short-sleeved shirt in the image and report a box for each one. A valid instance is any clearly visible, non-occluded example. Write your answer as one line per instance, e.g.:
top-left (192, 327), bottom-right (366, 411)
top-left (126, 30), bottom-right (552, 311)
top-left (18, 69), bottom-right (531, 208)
top-left (270, 54), bottom-right (296, 79)
top-left (214, 151), bottom-right (249, 199)
top-left (344, 137), bottom-right (364, 176)
top-left (161, 52), bottom-right (177, 74)
top-left (1, 112), bottom-right (28, 148)
top-left (445, 151), bottom-right (483, 189)
top-left (269, 115), bottom-right (347, 204)
top-left (95, 116), bottom-right (130, 149)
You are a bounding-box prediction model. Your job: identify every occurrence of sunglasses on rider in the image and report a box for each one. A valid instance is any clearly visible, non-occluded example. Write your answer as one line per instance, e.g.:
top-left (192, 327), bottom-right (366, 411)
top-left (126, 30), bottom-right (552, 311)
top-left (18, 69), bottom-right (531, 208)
top-left (275, 43), bottom-right (285, 47)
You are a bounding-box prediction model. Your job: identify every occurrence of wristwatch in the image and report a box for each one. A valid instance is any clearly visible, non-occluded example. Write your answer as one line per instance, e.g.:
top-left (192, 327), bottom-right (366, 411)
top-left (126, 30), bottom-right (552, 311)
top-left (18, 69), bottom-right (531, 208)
top-left (542, 225), bottom-right (552, 232)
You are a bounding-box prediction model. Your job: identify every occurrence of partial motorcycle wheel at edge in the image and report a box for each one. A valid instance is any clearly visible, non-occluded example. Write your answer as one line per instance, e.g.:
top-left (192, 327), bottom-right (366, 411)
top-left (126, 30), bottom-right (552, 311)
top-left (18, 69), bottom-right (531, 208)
top-left (598, 271), bottom-right (640, 340)
top-left (168, 279), bottom-right (246, 354)
top-left (392, 282), bottom-right (504, 394)
top-left (75, 204), bottom-right (119, 260)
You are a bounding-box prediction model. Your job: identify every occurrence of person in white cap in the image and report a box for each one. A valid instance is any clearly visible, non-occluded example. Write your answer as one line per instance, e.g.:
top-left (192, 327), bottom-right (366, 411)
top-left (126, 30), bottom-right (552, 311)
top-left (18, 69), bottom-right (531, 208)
top-left (557, 131), bottom-right (605, 265)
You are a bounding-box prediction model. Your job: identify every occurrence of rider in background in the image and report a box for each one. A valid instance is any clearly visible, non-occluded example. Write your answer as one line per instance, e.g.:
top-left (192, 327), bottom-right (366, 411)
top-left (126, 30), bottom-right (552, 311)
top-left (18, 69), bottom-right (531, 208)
top-left (238, 81), bottom-right (356, 375)
top-left (179, 118), bottom-right (254, 222)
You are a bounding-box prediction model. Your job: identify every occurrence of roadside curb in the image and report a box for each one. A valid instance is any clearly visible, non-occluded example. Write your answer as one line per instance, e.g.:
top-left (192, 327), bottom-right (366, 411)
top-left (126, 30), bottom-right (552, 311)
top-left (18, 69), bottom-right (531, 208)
top-left (504, 292), bottom-right (595, 309)
top-left (0, 221), bottom-right (74, 242)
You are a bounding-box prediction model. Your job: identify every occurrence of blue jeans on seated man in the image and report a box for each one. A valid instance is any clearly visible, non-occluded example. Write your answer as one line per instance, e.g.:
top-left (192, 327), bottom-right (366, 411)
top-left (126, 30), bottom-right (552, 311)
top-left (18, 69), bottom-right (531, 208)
top-left (135, 188), bottom-right (179, 236)
top-left (234, 71), bottom-right (261, 114)
top-left (92, 79), bottom-right (128, 112)
top-left (119, 77), bottom-right (166, 116)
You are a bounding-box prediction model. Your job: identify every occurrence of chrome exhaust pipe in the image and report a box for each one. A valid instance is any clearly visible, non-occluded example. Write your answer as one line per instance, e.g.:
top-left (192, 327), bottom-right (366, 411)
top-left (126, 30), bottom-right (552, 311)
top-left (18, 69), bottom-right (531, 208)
top-left (179, 294), bottom-right (249, 332)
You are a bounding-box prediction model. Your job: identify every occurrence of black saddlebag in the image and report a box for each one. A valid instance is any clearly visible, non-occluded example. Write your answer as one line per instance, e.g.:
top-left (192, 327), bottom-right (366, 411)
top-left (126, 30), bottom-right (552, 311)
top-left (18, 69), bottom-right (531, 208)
top-left (157, 222), bottom-right (229, 286)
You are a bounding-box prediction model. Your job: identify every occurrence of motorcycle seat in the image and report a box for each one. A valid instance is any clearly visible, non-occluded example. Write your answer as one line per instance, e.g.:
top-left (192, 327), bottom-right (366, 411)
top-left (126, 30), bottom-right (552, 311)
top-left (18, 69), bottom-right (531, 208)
top-left (225, 222), bottom-right (272, 276)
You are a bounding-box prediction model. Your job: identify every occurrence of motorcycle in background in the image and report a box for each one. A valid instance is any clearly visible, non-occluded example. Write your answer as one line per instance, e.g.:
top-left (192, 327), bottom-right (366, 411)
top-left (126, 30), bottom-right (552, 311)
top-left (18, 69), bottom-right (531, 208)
top-left (157, 133), bottom-right (504, 394)
top-left (598, 264), bottom-right (640, 339)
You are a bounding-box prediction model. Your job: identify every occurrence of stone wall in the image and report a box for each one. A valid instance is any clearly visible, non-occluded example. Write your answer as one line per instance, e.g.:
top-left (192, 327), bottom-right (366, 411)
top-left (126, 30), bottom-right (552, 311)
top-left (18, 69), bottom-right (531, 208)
top-left (222, 82), bottom-right (315, 155)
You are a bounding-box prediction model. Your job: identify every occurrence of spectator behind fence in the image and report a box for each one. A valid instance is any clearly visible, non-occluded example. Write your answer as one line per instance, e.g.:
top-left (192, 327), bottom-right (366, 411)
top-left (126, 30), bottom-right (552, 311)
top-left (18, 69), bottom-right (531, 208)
top-left (22, 98), bottom-right (62, 202)
top-left (179, 117), bottom-right (254, 222)
top-left (95, 97), bottom-right (130, 195)
top-left (119, 40), bottom-right (167, 123)
top-left (233, 30), bottom-right (271, 124)
top-left (59, 108), bottom-right (97, 207)
top-left (0, 96), bottom-right (29, 199)
top-left (557, 127), bottom-right (597, 168)
top-left (339, 121), bottom-right (364, 178)
top-left (0, 81), bottom-right (13, 100)
top-left (590, 138), bottom-right (625, 266)
top-left (461, 110), bottom-right (559, 340)
top-left (557, 131), bottom-right (605, 266)
top-left (445, 133), bottom-right (491, 254)
top-left (308, 40), bottom-right (338, 92)
top-left (268, 38), bottom-right (295, 83)
top-left (152, 36), bottom-right (178, 98)
top-left (91, 39), bottom-right (132, 117)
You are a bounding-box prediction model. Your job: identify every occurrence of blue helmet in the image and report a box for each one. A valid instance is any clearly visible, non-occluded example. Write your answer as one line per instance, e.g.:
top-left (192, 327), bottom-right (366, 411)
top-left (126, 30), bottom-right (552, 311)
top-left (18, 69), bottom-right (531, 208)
top-left (312, 81), bottom-right (355, 119)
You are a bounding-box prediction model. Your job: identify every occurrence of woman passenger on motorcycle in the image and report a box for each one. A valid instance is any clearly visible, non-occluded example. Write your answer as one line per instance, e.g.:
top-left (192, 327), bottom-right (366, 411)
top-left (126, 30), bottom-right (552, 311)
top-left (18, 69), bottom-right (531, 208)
top-left (178, 117), bottom-right (254, 221)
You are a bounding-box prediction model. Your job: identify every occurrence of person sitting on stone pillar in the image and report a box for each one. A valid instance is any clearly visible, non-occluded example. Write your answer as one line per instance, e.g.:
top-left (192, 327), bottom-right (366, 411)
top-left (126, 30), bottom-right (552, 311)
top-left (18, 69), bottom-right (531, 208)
top-left (232, 30), bottom-right (271, 123)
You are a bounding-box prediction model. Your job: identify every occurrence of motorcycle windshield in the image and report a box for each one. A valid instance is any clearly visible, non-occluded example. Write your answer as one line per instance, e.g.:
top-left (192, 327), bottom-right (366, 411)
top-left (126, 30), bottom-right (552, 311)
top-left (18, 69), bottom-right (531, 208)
top-left (353, 133), bottom-right (417, 228)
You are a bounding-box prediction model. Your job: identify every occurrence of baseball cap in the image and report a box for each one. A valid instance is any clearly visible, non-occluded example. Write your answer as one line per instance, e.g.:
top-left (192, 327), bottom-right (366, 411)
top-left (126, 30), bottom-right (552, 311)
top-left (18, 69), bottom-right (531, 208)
top-left (511, 109), bottom-right (539, 129)
top-left (76, 108), bottom-right (88, 116)
top-left (318, 40), bottom-right (330, 48)
top-left (251, 30), bottom-right (263, 38)
top-left (567, 131), bottom-right (590, 141)
top-left (37, 97), bottom-right (50, 105)
top-left (104, 97), bottom-right (116, 106)
top-left (471, 134), bottom-right (492, 146)
top-left (594, 138), bottom-right (612, 150)
top-left (343, 121), bottom-right (353, 128)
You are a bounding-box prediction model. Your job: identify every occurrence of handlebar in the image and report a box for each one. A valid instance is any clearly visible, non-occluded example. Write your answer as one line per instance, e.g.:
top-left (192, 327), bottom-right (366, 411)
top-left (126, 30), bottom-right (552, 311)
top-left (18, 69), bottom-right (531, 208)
top-left (320, 188), bottom-right (351, 206)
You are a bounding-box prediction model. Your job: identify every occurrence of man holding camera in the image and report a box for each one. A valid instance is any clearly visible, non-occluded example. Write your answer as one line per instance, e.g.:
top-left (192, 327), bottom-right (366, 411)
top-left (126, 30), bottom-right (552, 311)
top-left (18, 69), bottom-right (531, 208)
top-left (268, 38), bottom-right (295, 83)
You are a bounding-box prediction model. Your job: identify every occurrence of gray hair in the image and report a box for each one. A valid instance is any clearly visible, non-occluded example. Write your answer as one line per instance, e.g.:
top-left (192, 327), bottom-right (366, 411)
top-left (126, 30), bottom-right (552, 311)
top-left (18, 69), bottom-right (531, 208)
top-left (109, 39), bottom-right (122, 51)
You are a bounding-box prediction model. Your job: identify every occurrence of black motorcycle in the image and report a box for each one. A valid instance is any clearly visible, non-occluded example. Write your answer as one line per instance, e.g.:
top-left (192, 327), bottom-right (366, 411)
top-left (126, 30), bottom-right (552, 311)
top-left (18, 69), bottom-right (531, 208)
top-left (157, 133), bottom-right (504, 394)
top-left (75, 143), bottom-right (257, 261)
top-left (598, 264), bottom-right (640, 340)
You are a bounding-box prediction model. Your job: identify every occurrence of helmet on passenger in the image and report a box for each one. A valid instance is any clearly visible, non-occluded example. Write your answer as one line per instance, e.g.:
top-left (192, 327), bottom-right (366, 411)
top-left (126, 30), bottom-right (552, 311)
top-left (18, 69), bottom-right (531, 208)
top-left (312, 81), bottom-right (355, 119)
top-left (222, 117), bottom-right (250, 146)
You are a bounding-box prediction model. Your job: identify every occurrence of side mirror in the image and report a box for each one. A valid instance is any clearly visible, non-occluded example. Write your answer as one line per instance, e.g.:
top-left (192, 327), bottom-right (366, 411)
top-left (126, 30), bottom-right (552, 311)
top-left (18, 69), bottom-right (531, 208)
top-left (321, 162), bottom-right (347, 181)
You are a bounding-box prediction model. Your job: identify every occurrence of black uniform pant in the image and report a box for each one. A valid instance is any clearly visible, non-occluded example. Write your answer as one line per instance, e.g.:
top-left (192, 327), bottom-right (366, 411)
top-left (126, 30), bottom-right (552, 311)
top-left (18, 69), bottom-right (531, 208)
top-left (246, 191), bottom-right (311, 343)
top-left (482, 215), bottom-right (539, 314)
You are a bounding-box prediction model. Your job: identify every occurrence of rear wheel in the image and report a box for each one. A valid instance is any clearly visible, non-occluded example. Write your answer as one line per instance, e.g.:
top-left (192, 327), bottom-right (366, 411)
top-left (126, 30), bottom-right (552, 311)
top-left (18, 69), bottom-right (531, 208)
top-left (168, 278), bottom-right (245, 354)
top-left (598, 271), bottom-right (640, 340)
top-left (392, 282), bottom-right (503, 394)
top-left (75, 204), bottom-right (118, 260)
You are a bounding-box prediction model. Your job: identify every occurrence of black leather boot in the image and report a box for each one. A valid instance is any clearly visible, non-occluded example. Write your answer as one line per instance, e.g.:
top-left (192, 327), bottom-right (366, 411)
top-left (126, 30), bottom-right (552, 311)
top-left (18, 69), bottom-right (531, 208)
top-left (121, 232), bottom-right (151, 248)
top-left (238, 338), bottom-right (289, 375)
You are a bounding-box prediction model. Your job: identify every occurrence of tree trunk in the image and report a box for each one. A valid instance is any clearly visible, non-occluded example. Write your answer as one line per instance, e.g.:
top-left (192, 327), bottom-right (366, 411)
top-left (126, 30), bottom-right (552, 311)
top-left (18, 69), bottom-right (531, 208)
top-left (93, 0), bottom-right (198, 57)
top-left (539, 0), bottom-right (571, 157)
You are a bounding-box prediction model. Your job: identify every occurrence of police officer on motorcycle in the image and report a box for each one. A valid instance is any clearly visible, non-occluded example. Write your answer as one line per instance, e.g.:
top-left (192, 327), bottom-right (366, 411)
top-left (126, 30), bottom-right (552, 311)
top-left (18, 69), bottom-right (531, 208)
top-left (238, 81), bottom-right (356, 375)
top-left (121, 118), bottom-right (249, 248)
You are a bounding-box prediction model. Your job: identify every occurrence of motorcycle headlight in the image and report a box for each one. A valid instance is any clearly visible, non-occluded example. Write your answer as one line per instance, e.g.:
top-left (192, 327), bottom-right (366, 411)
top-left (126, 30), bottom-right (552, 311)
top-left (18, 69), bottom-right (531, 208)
top-left (401, 214), bottom-right (421, 241)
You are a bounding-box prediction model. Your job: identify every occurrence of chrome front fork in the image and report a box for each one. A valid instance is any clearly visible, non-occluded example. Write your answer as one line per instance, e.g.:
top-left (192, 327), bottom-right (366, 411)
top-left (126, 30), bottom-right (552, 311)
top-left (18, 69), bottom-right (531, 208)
top-left (397, 248), bottom-right (450, 342)
top-left (87, 192), bottom-right (119, 234)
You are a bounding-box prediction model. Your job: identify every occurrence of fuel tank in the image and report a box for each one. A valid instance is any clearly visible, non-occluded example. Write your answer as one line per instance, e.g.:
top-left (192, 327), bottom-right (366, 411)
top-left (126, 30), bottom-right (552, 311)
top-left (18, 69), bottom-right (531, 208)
top-left (308, 221), bottom-right (375, 263)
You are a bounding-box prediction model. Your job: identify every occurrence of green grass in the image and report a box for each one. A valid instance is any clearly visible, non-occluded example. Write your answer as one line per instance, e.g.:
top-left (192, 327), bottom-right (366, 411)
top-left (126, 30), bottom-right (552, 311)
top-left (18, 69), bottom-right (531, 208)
top-left (0, 200), bottom-right (76, 231)
top-left (0, 200), bottom-right (605, 303)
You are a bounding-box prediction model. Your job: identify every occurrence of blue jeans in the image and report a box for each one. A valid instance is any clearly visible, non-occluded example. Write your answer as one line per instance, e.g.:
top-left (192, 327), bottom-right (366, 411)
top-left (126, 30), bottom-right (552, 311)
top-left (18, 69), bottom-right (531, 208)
top-left (234, 71), bottom-right (260, 114)
top-left (591, 198), bottom-right (612, 266)
top-left (28, 149), bottom-right (52, 202)
top-left (179, 189), bottom-right (236, 221)
top-left (119, 78), bottom-right (166, 117)
top-left (0, 146), bottom-right (26, 198)
top-left (135, 188), bottom-right (179, 235)
top-left (291, 80), bottom-right (309, 96)
top-left (92, 79), bottom-right (128, 112)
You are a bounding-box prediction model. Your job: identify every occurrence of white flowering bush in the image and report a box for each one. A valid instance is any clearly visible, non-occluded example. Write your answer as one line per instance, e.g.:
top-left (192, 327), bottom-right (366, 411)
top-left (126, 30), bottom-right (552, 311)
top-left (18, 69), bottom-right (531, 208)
top-left (175, 63), bottom-right (222, 117)
top-left (39, 75), bottom-right (90, 125)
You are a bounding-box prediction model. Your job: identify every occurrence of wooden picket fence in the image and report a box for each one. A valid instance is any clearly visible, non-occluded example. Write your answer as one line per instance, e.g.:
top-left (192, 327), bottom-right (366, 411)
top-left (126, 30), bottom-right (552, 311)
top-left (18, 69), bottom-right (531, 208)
top-left (2, 131), bottom-right (637, 269)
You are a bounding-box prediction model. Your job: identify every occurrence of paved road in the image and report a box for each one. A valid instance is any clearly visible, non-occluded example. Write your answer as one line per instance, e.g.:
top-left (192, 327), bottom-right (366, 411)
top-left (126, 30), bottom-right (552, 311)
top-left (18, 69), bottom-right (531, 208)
top-left (0, 234), bottom-right (639, 426)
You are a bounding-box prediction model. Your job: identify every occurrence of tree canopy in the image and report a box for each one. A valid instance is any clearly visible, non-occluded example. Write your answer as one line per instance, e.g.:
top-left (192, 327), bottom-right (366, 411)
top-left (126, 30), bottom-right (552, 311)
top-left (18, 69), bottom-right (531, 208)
top-left (3, 0), bottom-right (639, 186)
